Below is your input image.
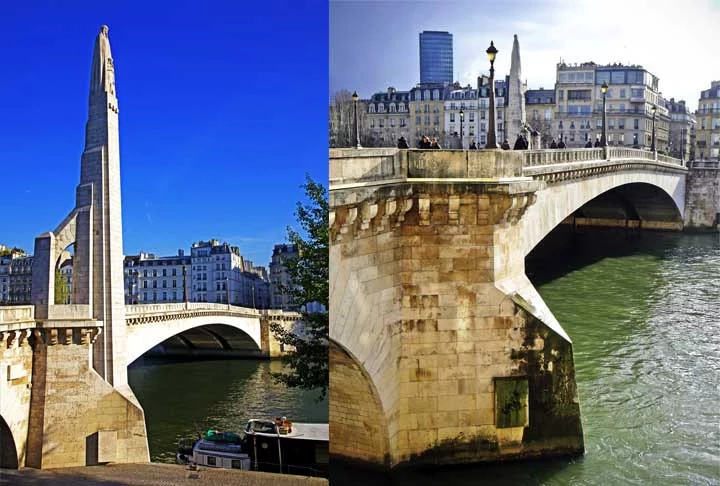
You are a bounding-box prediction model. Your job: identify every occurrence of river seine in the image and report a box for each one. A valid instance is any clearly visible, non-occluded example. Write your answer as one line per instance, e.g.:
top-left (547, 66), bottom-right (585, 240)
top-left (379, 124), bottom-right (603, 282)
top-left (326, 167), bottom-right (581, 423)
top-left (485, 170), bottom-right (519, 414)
top-left (332, 232), bottom-right (719, 485)
top-left (128, 359), bottom-right (328, 464)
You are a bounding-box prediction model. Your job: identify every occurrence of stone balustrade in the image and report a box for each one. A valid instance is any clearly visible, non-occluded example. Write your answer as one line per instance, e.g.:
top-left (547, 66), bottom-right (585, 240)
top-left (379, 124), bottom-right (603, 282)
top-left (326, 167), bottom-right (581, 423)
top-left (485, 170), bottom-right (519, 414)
top-left (0, 306), bottom-right (35, 326)
top-left (330, 148), bottom-right (684, 189)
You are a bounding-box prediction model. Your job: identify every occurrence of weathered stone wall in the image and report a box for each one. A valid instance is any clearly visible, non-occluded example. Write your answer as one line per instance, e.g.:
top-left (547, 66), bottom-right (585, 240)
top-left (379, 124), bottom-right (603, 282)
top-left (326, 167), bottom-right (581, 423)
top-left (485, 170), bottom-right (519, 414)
top-left (26, 328), bottom-right (149, 468)
top-left (684, 166), bottom-right (720, 230)
top-left (330, 178), bottom-right (584, 468)
top-left (0, 329), bottom-right (33, 468)
top-left (329, 341), bottom-right (389, 467)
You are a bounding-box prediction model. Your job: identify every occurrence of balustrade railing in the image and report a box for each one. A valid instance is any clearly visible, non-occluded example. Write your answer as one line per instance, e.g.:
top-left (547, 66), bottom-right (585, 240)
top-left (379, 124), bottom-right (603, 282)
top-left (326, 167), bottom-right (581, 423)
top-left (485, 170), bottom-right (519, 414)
top-left (0, 305), bottom-right (35, 325)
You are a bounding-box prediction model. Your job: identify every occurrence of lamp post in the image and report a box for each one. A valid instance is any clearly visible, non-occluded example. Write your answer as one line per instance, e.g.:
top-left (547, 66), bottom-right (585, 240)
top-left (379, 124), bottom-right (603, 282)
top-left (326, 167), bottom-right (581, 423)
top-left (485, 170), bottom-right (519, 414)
top-left (352, 91), bottom-right (362, 149)
top-left (600, 81), bottom-right (608, 148)
top-left (459, 109), bottom-right (464, 149)
top-left (485, 41), bottom-right (498, 149)
top-left (681, 128), bottom-right (686, 162)
top-left (226, 277), bottom-right (230, 308)
top-left (182, 265), bottom-right (188, 306)
top-left (651, 104), bottom-right (657, 152)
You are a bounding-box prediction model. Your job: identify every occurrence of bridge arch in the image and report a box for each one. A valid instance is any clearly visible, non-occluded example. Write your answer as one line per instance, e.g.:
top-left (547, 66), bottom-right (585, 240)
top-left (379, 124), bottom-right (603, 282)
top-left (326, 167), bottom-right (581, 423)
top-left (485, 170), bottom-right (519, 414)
top-left (521, 173), bottom-right (685, 257)
top-left (0, 415), bottom-right (18, 468)
top-left (329, 340), bottom-right (390, 468)
top-left (126, 315), bottom-right (263, 365)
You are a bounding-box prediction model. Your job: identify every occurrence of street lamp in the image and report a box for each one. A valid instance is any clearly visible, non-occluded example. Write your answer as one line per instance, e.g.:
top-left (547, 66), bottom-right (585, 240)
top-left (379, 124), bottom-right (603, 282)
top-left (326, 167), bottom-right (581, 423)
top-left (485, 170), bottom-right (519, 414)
top-left (600, 81), bottom-right (608, 148)
top-left (486, 41), bottom-right (499, 149)
top-left (651, 104), bottom-right (657, 152)
top-left (459, 109), bottom-right (464, 149)
top-left (352, 91), bottom-right (362, 149)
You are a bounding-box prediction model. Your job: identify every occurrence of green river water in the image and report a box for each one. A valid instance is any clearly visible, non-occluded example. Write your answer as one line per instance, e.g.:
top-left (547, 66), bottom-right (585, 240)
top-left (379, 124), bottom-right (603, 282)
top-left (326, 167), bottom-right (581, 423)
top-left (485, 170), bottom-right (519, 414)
top-left (129, 233), bottom-right (719, 484)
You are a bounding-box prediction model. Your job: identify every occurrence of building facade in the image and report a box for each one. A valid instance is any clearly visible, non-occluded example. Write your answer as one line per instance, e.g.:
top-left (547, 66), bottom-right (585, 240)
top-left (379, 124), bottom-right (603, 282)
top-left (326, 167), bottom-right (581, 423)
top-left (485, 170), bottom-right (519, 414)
top-left (124, 240), bottom-right (271, 308)
top-left (443, 85), bottom-right (479, 148)
top-left (695, 81), bottom-right (720, 161)
top-left (554, 62), bottom-right (669, 150)
top-left (419, 31), bottom-right (453, 84)
top-left (366, 87), bottom-right (410, 147)
top-left (525, 88), bottom-right (556, 148)
top-left (269, 243), bottom-right (298, 311)
top-left (0, 251), bottom-right (33, 305)
top-left (408, 83), bottom-right (455, 147)
top-left (664, 98), bottom-right (696, 161)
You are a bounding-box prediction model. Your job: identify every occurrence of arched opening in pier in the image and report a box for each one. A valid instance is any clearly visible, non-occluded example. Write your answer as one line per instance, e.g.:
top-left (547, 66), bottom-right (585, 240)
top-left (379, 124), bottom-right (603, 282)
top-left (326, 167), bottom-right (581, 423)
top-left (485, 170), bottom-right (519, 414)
top-left (54, 243), bottom-right (74, 305)
top-left (329, 340), bottom-right (390, 469)
top-left (0, 415), bottom-right (18, 468)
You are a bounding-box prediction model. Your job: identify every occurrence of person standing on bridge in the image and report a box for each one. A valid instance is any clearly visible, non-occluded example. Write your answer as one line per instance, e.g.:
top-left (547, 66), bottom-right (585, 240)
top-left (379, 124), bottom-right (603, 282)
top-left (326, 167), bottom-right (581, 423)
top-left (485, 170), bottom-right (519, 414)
top-left (585, 139), bottom-right (592, 148)
top-left (469, 140), bottom-right (477, 150)
top-left (557, 138), bottom-right (566, 149)
top-left (594, 137), bottom-right (601, 147)
top-left (430, 137), bottom-right (441, 149)
top-left (550, 138), bottom-right (557, 149)
top-left (419, 135), bottom-right (431, 149)
top-left (397, 136), bottom-right (409, 149)
top-left (501, 139), bottom-right (511, 150)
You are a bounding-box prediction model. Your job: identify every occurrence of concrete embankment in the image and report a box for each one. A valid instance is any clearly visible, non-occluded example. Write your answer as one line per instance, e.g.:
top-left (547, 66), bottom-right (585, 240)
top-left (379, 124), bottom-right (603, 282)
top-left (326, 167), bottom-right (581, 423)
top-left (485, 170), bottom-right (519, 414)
top-left (0, 463), bottom-right (328, 485)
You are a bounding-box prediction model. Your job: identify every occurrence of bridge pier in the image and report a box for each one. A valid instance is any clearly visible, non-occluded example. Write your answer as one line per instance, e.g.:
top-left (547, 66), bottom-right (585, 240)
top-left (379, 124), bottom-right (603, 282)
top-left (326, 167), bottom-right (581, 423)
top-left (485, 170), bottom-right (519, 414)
top-left (26, 325), bottom-right (148, 468)
top-left (329, 149), bottom-right (584, 469)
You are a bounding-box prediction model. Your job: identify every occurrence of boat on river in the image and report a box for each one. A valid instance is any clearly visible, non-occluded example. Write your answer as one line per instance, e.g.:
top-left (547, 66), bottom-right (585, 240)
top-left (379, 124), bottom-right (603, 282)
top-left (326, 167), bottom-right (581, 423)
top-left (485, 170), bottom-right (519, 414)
top-left (176, 418), bottom-right (328, 477)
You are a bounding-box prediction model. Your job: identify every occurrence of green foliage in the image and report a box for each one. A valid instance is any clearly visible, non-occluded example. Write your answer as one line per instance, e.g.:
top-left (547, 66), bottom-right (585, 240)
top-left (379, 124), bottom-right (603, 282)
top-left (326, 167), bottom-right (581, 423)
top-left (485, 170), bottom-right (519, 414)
top-left (270, 175), bottom-right (329, 401)
top-left (54, 269), bottom-right (70, 305)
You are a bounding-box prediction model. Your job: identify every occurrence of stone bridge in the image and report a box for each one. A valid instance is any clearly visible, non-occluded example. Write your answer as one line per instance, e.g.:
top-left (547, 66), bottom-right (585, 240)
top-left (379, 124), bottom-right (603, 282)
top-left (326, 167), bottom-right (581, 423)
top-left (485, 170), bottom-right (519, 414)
top-left (124, 302), bottom-right (299, 364)
top-left (328, 147), bottom-right (686, 469)
top-left (0, 303), bottom-right (299, 470)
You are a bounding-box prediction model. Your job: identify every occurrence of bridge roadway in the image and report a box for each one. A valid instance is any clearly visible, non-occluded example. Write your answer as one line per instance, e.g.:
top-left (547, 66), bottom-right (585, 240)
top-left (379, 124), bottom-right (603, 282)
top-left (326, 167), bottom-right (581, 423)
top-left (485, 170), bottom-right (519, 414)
top-left (328, 146), bottom-right (686, 470)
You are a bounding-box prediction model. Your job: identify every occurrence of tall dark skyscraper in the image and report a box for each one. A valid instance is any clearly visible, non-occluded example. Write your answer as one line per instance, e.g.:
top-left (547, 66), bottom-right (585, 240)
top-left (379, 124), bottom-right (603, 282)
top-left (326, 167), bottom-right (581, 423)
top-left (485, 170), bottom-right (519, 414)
top-left (419, 31), bottom-right (453, 84)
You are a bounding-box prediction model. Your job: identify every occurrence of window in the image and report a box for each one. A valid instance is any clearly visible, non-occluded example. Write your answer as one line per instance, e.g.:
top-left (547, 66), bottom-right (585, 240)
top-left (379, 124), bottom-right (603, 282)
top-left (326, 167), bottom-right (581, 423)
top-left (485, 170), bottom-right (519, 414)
top-left (433, 116), bottom-right (439, 125)
top-left (424, 104), bottom-right (429, 113)
top-left (143, 292), bottom-right (147, 301)
top-left (481, 135), bottom-right (486, 144)
top-left (207, 456), bottom-right (216, 466)
top-left (162, 292), bottom-right (167, 301)
top-left (400, 118), bottom-right (406, 127)
top-left (634, 119), bottom-right (639, 129)
top-left (152, 281), bottom-right (157, 288)
top-left (450, 113), bottom-right (455, 122)
top-left (369, 104), bottom-right (376, 113)
top-left (558, 121), bottom-right (563, 129)
top-left (498, 111), bottom-right (502, 119)
top-left (173, 291), bottom-right (177, 300)
top-left (415, 115), bottom-right (421, 125)
top-left (143, 281), bottom-right (147, 289)
top-left (425, 115), bottom-right (430, 125)
top-left (596, 119), bottom-right (602, 129)
top-left (469, 113), bottom-right (475, 122)
top-left (390, 103), bottom-right (396, 113)
top-left (480, 122), bottom-right (486, 132)
top-left (143, 270), bottom-right (147, 277)
top-left (596, 71), bottom-right (611, 85)
top-left (533, 110), bottom-right (538, 120)
top-left (620, 89), bottom-right (626, 98)
top-left (162, 280), bottom-right (167, 288)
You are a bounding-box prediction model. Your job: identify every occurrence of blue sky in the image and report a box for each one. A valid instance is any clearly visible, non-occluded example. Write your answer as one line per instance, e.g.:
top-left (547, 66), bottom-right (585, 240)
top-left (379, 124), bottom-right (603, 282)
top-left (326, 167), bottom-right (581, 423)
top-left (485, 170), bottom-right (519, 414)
top-left (0, 1), bottom-right (328, 268)
top-left (330, 0), bottom-right (718, 112)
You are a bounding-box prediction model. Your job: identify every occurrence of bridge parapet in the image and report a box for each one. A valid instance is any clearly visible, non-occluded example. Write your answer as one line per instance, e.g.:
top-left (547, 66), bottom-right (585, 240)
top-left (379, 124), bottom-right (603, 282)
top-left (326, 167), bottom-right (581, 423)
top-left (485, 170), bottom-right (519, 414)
top-left (0, 306), bottom-right (35, 327)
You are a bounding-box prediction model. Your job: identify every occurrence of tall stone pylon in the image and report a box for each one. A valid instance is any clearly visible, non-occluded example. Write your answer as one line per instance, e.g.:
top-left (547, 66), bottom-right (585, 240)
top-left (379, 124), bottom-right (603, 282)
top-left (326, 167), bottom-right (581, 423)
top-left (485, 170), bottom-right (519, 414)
top-left (28, 25), bottom-right (149, 468)
top-left (31, 25), bottom-right (129, 387)
top-left (506, 34), bottom-right (526, 145)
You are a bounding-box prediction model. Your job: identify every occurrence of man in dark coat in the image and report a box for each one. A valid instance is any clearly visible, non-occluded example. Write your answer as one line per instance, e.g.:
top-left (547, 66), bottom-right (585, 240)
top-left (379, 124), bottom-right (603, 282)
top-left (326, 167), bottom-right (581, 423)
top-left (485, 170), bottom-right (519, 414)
top-left (501, 139), bottom-right (511, 150)
top-left (469, 141), bottom-right (477, 150)
top-left (557, 138), bottom-right (566, 149)
top-left (550, 139), bottom-right (557, 149)
top-left (398, 136), bottom-right (409, 149)
top-left (521, 136), bottom-right (529, 149)
top-left (594, 138), bottom-right (601, 147)
top-left (585, 140), bottom-right (592, 148)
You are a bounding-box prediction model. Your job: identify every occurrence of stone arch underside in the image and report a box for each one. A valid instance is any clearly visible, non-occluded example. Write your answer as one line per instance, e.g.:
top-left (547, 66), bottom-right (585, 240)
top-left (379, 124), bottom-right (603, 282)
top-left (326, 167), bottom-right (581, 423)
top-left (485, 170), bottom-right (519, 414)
top-left (0, 414), bottom-right (18, 468)
top-left (125, 316), bottom-right (262, 365)
top-left (521, 171), bottom-right (686, 256)
top-left (329, 340), bottom-right (390, 468)
top-left (329, 243), bottom-right (398, 467)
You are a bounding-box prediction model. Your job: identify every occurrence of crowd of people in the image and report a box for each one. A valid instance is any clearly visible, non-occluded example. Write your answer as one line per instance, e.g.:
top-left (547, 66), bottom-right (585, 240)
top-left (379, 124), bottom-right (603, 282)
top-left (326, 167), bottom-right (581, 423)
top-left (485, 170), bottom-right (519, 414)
top-left (396, 134), bottom-right (605, 150)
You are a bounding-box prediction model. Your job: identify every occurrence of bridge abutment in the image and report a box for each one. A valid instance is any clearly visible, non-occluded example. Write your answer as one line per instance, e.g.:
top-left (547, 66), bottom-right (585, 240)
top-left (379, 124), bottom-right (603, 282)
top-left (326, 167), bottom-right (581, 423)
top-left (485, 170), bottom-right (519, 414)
top-left (330, 148), bottom-right (584, 469)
